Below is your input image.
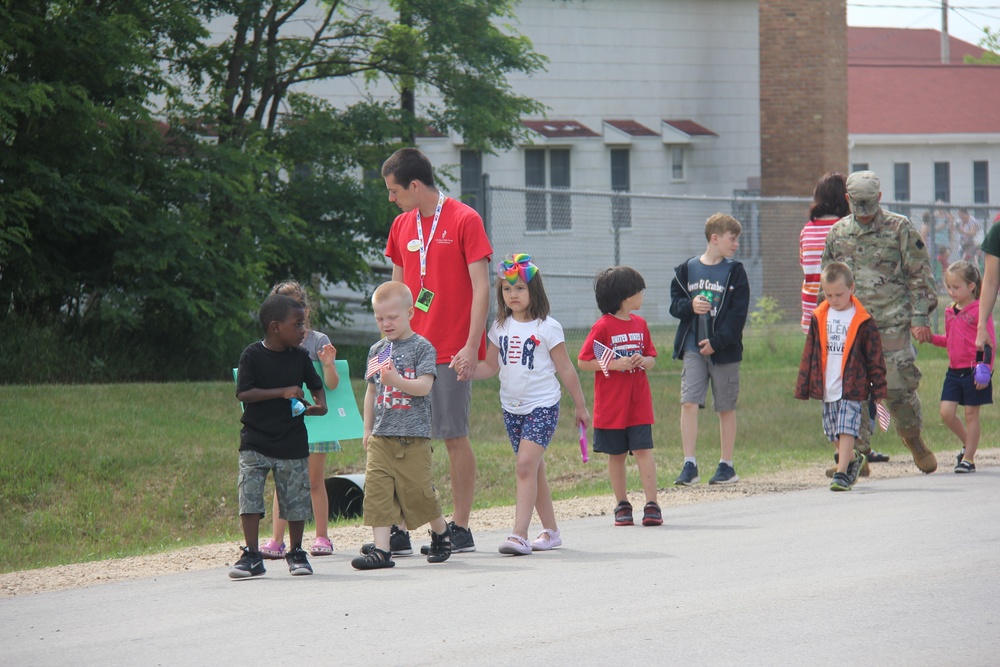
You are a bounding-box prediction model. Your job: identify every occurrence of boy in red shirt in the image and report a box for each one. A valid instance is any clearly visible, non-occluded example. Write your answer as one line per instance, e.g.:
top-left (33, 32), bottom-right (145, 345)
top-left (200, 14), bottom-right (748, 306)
top-left (578, 267), bottom-right (661, 526)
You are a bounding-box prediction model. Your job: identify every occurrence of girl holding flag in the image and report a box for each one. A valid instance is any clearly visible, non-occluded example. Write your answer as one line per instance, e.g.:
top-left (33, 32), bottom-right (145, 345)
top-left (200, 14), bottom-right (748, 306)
top-left (468, 254), bottom-right (590, 555)
top-left (577, 266), bottom-right (661, 527)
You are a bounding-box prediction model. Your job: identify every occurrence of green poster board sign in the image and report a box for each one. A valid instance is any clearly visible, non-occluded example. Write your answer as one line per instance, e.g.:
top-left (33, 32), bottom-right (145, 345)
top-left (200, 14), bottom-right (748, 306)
top-left (233, 359), bottom-right (364, 442)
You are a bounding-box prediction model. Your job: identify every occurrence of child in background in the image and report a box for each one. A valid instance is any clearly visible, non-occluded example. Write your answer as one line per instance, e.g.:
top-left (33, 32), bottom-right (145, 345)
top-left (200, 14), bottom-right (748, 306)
top-left (795, 263), bottom-right (887, 491)
top-left (352, 281), bottom-right (452, 570)
top-left (799, 172), bottom-right (849, 334)
top-left (468, 254), bottom-right (590, 555)
top-left (259, 281), bottom-right (342, 559)
top-left (928, 261), bottom-right (995, 473)
top-left (231, 294), bottom-right (327, 578)
top-left (669, 213), bottom-right (750, 486)
top-left (578, 267), bottom-right (661, 527)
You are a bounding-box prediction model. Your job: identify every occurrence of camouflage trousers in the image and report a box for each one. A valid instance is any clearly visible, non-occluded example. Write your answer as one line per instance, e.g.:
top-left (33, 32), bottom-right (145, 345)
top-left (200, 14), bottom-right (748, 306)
top-left (237, 450), bottom-right (312, 521)
top-left (856, 326), bottom-right (923, 452)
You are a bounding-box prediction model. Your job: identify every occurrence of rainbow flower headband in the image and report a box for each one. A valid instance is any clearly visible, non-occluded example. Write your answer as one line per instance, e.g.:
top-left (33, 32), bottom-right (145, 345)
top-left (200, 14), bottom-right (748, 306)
top-left (497, 253), bottom-right (538, 284)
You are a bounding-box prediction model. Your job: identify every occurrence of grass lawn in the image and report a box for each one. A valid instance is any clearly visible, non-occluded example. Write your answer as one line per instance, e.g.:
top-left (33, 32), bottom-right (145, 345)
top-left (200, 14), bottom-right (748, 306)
top-left (2, 324), bottom-right (992, 574)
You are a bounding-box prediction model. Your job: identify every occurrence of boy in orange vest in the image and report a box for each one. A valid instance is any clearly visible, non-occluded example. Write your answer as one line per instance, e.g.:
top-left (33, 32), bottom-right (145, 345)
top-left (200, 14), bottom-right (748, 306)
top-left (795, 262), bottom-right (888, 491)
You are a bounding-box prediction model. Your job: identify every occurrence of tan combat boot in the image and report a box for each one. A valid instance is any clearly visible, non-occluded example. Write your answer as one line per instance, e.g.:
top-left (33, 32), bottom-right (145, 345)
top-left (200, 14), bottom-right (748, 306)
top-left (902, 434), bottom-right (937, 473)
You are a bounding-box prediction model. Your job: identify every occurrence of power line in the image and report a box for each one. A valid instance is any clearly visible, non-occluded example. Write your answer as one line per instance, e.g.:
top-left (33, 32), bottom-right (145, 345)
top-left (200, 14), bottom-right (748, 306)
top-left (848, 3), bottom-right (1000, 8)
top-left (952, 6), bottom-right (1000, 18)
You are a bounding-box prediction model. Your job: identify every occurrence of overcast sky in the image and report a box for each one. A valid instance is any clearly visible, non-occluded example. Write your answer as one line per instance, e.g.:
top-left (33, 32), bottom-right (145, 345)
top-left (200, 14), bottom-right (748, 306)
top-left (847, 0), bottom-right (1000, 47)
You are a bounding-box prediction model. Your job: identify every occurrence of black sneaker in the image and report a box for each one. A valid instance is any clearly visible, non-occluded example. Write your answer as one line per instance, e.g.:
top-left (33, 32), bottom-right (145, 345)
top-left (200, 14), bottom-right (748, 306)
top-left (449, 523), bottom-right (476, 552)
top-left (351, 546), bottom-right (395, 570)
top-left (421, 521), bottom-right (476, 554)
top-left (830, 472), bottom-right (853, 491)
top-left (674, 461), bottom-right (700, 486)
top-left (641, 501), bottom-right (663, 526)
top-left (957, 448), bottom-right (965, 466)
top-left (845, 451), bottom-right (867, 486)
top-left (360, 525), bottom-right (413, 557)
top-left (955, 460), bottom-right (976, 473)
top-left (285, 546), bottom-right (313, 576)
top-left (614, 500), bottom-right (633, 526)
top-left (228, 546), bottom-right (266, 579)
top-left (426, 527), bottom-right (452, 563)
top-left (709, 462), bottom-right (739, 485)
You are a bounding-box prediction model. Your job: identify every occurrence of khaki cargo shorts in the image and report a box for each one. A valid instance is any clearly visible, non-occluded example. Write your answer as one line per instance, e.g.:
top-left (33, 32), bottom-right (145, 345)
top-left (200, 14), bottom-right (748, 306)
top-left (363, 435), bottom-right (443, 529)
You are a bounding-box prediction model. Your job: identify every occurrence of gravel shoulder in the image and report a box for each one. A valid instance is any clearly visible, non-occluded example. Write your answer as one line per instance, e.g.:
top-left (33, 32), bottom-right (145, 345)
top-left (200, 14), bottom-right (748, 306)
top-left (3, 448), bottom-right (995, 598)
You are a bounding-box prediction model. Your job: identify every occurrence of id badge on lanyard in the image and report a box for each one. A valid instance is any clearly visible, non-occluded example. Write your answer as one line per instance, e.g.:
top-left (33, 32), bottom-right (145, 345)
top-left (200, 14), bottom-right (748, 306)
top-left (414, 191), bottom-right (445, 312)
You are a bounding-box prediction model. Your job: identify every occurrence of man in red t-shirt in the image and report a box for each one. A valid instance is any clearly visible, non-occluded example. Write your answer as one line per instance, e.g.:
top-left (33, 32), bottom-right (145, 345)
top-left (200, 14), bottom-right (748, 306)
top-left (381, 148), bottom-right (492, 555)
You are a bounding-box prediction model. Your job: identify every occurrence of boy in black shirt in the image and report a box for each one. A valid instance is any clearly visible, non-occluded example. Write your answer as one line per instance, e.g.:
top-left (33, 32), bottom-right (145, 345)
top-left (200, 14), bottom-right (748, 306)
top-left (231, 294), bottom-right (327, 578)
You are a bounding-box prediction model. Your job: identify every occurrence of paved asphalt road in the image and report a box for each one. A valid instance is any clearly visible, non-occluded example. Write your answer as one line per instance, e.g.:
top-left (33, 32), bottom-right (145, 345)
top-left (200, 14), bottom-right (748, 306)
top-left (3, 470), bottom-right (998, 666)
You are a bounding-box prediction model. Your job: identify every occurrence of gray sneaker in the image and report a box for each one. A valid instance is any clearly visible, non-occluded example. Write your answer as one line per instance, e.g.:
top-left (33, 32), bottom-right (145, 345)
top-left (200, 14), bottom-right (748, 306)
top-left (845, 451), bottom-right (867, 486)
top-left (674, 461), bottom-right (700, 486)
top-left (708, 462), bottom-right (739, 485)
top-left (830, 472), bottom-right (853, 491)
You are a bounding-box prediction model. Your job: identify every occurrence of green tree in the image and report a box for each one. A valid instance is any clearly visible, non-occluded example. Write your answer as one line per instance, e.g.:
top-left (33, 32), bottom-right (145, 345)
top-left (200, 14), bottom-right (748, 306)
top-left (964, 26), bottom-right (1000, 64)
top-left (1, 0), bottom-right (547, 382)
top-left (0, 1), bottom-right (227, 381)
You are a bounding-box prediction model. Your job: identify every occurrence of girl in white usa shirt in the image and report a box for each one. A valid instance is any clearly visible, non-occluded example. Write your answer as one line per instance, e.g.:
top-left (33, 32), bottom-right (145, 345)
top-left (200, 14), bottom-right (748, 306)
top-left (470, 254), bottom-right (590, 556)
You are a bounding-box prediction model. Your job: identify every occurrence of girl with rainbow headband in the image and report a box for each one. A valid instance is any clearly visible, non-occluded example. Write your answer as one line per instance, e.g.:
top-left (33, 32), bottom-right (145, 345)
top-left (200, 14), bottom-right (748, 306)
top-left (469, 254), bottom-right (591, 555)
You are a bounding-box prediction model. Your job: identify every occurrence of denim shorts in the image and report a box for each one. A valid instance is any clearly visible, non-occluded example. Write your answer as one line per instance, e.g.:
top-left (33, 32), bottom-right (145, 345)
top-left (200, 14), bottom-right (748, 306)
top-left (822, 399), bottom-right (863, 441)
top-left (941, 368), bottom-right (993, 406)
top-left (502, 404), bottom-right (560, 452)
top-left (237, 450), bottom-right (311, 521)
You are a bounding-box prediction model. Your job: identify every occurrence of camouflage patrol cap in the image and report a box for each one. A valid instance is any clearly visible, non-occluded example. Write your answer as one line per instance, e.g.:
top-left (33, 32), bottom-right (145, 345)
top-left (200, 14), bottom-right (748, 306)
top-left (846, 171), bottom-right (881, 217)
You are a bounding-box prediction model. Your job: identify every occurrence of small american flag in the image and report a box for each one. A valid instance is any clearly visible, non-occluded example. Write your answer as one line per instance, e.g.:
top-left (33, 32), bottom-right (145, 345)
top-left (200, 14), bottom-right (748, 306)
top-left (593, 340), bottom-right (616, 378)
top-left (365, 342), bottom-right (393, 380)
top-left (876, 402), bottom-right (891, 432)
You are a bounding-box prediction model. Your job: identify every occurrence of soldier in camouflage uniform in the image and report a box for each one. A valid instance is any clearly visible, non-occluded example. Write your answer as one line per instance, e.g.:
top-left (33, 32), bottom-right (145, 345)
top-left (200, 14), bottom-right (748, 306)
top-left (820, 171), bottom-right (939, 473)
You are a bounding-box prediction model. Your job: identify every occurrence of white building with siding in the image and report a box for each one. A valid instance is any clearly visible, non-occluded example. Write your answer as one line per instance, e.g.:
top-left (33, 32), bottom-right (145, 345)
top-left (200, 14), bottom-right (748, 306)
top-left (309, 0), bottom-right (762, 199)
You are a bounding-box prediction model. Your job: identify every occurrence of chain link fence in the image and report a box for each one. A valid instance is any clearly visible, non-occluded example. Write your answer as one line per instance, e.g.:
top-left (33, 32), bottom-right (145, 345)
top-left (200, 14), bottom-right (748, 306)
top-left (482, 184), bottom-right (999, 340)
top-left (329, 186), bottom-right (997, 347)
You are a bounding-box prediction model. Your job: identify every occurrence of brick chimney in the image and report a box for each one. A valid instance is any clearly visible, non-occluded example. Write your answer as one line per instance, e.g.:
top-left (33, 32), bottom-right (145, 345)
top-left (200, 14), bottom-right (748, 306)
top-left (758, 0), bottom-right (848, 318)
top-left (759, 0), bottom-right (847, 194)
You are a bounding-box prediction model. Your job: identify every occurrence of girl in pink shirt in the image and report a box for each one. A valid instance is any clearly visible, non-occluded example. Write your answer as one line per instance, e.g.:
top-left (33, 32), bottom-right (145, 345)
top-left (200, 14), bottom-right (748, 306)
top-left (929, 261), bottom-right (996, 473)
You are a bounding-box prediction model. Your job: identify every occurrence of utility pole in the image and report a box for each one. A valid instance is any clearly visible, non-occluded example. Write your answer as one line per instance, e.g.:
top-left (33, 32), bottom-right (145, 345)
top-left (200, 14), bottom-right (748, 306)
top-left (942, 0), bottom-right (950, 63)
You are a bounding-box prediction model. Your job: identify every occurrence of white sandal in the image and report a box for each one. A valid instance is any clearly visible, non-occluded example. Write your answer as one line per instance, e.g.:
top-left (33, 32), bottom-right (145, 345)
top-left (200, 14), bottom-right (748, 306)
top-left (530, 528), bottom-right (562, 551)
top-left (498, 534), bottom-right (532, 556)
